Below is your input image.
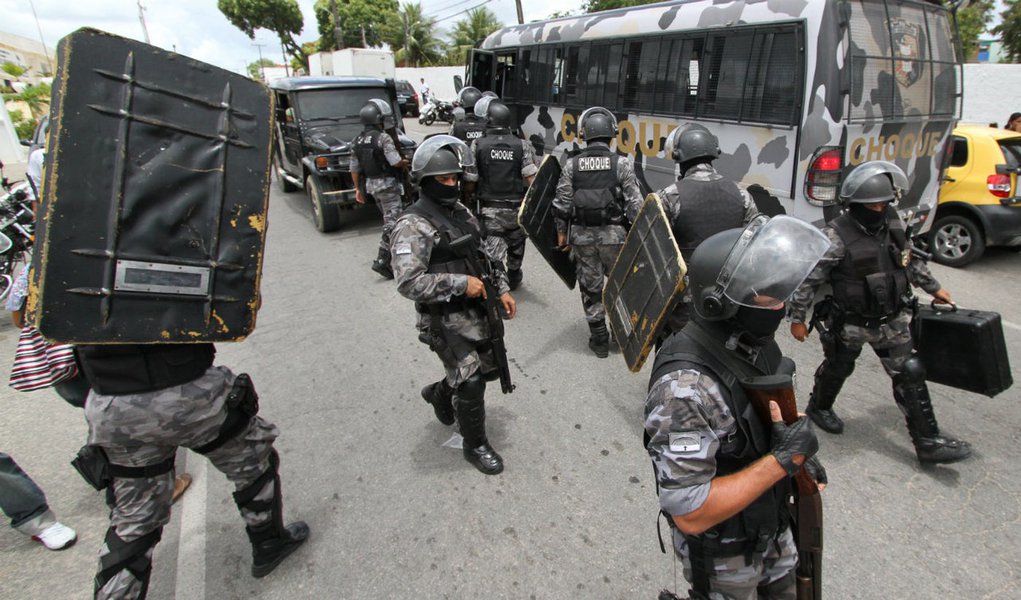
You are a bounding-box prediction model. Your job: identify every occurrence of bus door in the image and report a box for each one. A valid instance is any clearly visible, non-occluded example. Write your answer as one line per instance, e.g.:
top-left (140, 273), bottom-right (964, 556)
top-left (469, 49), bottom-right (495, 93)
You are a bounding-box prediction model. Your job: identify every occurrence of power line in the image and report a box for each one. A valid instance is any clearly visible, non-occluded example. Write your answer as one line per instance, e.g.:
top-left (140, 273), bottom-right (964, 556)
top-left (432, 0), bottom-right (493, 23)
top-left (425, 0), bottom-right (479, 17)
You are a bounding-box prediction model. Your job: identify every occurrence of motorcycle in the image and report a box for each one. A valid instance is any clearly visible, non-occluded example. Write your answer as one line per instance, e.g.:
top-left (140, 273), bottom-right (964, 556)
top-left (417, 97), bottom-right (455, 126)
top-left (0, 161), bottom-right (36, 301)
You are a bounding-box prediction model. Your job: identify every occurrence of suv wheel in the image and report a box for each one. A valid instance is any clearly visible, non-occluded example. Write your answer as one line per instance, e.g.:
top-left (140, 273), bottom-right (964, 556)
top-left (306, 174), bottom-right (341, 233)
top-left (275, 154), bottom-right (298, 193)
top-left (929, 214), bottom-right (985, 268)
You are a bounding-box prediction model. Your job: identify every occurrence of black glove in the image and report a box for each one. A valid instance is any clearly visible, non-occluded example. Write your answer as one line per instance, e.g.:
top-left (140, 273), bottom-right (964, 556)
top-left (804, 456), bottom-right (827, 485)
top-left (770, 416), bottom-right (819, 476)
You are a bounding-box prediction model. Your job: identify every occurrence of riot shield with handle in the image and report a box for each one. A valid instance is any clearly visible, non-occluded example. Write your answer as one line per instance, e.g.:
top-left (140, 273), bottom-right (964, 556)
top-left (29, 28), bottom-right (273, 344)
top-left (518, 153), bottom-right (576, 289)
top-left (603, 193), bottom-right (686, 372)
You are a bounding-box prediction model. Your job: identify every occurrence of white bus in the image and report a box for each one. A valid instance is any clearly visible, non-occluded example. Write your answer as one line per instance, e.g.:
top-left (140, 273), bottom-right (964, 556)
top-left (465, 0), bottom-right (962, 231)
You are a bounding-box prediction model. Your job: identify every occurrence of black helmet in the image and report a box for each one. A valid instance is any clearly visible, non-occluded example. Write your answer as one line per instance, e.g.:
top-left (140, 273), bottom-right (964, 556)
top-left (578, 107), bottom-right (617, 142)
top-left (839, 161), bottom-right (908, 204)
top-left (457, 86), bottom-right (483, 110)
top-left (359, 103), bottom-right (382, 126)
top-left (665, 123), bottom-right (721, 164)
top-left (411, 134), bottom-right (473, 182)
top-left (689, 216), bottom-right (831, 321)
top-left (487, 101), bottom-right (512, 128)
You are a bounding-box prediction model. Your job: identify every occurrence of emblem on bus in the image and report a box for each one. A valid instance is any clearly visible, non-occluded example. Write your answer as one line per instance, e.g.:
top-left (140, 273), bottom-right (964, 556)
top-left (891, 18), bottom-right (923, 88)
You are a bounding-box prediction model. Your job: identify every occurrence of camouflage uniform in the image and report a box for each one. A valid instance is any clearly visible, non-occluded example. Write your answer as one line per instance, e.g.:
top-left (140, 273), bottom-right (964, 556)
top-left (390, 207), bottom-right (509, 387)
top-left (83, 365), bottom-right (286, 600)
top-left (350, 131), bottom-right (404, 255)
top-left (553, 142), bottom-right (643, 323)
top-left (649, 163), bottom-right (761, 341)
top-left (465, 134), bottom-right (539, 276)
top-left (645, 369), bottom-right (797, 599)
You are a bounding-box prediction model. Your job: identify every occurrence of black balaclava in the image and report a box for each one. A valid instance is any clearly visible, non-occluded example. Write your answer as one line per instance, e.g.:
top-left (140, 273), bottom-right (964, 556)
top-left (733, 306), bottom-right (787, 341)
top-left (848, 202), bottom-right (889, 233)
top-left (421, 176), bottom-right (460, 206)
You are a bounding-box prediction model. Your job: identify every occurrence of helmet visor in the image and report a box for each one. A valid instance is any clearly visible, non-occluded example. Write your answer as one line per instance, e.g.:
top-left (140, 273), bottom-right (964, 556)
top-left (840, 160), bottom-right (908, 203)
top-left (411, 134), bottom-right (474, 175)
top-left (474, 95), bottom-right (494, 118)
top-left (717, 216), bottom-right (831, 309)
top-left (578, 106), bottom-right (617, 133)
top-left (368, 98), bottom-right (393, 117)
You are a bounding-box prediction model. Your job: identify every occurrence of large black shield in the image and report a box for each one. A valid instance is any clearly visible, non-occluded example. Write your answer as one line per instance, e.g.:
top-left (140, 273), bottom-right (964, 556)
top-left (603, 194), bottom-right (686, 372)
top-left (518, 153), bottom-right (576, 289)
top-left (30, 29), bottom-right (273, 343)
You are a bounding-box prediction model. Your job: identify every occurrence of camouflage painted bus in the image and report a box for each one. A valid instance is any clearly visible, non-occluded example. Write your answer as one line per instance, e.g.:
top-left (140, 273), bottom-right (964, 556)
top-left (465, 0), bottom-right (962, 231)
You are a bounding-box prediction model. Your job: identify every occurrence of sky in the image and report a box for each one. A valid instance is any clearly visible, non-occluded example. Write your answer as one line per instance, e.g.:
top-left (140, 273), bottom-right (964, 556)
top-left (0, 0), bottom-right (585, 76)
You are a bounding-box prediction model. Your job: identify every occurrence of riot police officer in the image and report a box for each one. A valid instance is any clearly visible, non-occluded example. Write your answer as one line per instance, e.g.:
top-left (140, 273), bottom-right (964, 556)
top-left (449, 86), bottom-right (488, 144)
top-left (351, 99), bottom-right (409, 279)
top-left (646, 216), bottom-right (830, 599)
top-left (788, 161), bottom-right (971, 464)
top-left (651, 123), bottom-right (760, 344)
top-left (552, 107), bottom-right (643, 357)
top-left (77, 344), bottom-right (309, 599)
top-left (465, 97), bottom-right (538, 290)
top-left (389, 135), bottom-right (517, 475)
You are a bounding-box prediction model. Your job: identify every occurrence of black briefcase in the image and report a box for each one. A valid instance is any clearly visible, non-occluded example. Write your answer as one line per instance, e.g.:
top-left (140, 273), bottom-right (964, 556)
top-left (912, 304), bottom-right (1013, 397)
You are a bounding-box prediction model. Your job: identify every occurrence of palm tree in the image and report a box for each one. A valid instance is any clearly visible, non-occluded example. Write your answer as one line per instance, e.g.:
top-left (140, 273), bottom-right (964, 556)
top-left (387, 2), bottom-right (443, 67)
top-left (449, 7), bottom-right (502, 48)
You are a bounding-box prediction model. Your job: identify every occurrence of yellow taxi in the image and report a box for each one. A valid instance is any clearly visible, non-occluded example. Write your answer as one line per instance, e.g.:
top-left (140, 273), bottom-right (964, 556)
top-left (930, 125), bottom-right (1021, 267)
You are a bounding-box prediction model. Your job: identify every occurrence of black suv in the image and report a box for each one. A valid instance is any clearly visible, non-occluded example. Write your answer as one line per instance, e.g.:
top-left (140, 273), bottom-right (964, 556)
top-left (270, 77), bottom-right (416, 232)
top-left (395, 80), bottom-right (419, 118)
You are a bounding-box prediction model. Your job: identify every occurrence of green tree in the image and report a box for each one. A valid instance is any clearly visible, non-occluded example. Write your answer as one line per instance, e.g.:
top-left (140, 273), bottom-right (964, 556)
top-left (247, 58), bottom-right (276, 79)
top-left (6, 108), bottom-right (35, 141)
top-left (217, 0), bottom-right (309, 69)
top-left (1, 62), bottom-right (28, 78)
top-left (314, 0), bottom-right (398, 50)
top-left (2, 82), bottom-right (52, 120)
top-left (993, 0), bottom-right (1021, 62)
top-left (449, 7), bottom-right (502, 47)
top-left (582, 0), bottom-right (658, 13)
top-left (951, 0), bottom-right (993, 60)
top-left (383, 3), bottom-right (443, 67)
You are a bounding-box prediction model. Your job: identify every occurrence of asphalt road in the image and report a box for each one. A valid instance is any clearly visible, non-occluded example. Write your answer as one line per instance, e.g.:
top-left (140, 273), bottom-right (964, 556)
top-left (1, 118), bottom-right (1020, 599)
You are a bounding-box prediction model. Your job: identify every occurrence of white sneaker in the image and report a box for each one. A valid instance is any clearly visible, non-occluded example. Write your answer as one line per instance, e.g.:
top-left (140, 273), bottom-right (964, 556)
top-left (33, 521), bottom-right (77, 551)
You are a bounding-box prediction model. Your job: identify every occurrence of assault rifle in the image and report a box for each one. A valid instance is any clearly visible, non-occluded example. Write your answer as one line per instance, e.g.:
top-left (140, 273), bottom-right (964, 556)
top-left (744, 375), bottom-right (824, 600)
top-left (450, 234), bottom-right (515, 394)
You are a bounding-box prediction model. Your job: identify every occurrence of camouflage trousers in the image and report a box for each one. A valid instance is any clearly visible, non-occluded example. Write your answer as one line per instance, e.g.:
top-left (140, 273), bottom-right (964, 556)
top-left (479, 205), bottom-right (526, 272)
top-left (572, 243), bottom-right (623, 323)
top-left (415, 309), bottom-right (497, 388)
top-left (372, 182), bottom-right (404, 254)
top-left (672, 527), bottom-right (798, 600)
top-left (827, 309), bottom-right (914, 376)
top-left (85, 366), bottom-right (279, 600)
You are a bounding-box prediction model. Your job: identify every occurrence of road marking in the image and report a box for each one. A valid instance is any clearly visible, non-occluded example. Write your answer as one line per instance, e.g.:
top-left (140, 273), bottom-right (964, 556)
top-left (174, 452), bottom-right (207, 600)
top-left (1003, 319), bottom-right (1021, 333)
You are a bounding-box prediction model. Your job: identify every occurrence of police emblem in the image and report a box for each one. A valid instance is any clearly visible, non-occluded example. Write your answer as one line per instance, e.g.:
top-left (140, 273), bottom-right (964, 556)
top-left (891, 18), bottom-right (924, 88)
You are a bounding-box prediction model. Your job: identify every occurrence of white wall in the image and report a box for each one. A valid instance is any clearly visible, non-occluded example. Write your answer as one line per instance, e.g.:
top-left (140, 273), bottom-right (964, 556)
top-left (961, 64), bottom-right (1021, 127)
top-left (0, 102), bottom-right (26, 169)
top-left (395, 66), bottom-right (465, 102)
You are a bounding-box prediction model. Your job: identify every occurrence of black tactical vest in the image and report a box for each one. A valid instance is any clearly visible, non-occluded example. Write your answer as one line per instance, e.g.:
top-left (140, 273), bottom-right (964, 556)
top-left (403, 194), bottom-right (482, 274)
top-left (476, 131), bottom-right (525, 201)
top-left (571, 145), bottom-right (623, 226)
top-left (668, 177), bottom-right (746, 263)
top-left (451, 115), bottom-right (487, 144)
top-left (829, 213), bottom-right (910, 318)
top-left (78, 343), bottom-right (216, 395)
top-left (353, 128), bottom-right (397, 179)
top-left (648, 322), bottom-right (791, 557)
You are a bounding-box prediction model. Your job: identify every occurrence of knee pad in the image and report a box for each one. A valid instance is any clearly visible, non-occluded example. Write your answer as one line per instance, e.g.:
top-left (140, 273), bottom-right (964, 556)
top-left (234, 449), bottom-right (280, 515)
top-left (895, 355), bottom-right (927, 386)
top-left (95, 526), bottom-right (163, 598)
top-left (456, 372), bottom-right (486, 403)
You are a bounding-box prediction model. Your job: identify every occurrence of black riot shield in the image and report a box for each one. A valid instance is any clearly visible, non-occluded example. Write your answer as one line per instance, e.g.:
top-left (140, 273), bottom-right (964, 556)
top-left (518, 153), bottom-right (576, 289)
top-left (603, 194), bottom-right (686, 372)
top-left (29, 28), bottom-right (273, 344)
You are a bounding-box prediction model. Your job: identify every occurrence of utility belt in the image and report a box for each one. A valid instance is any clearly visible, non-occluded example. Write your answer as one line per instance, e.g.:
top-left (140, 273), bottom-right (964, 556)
top-left (573, 207), bottom-right (624, 227)
top-left (479, 198), bottom-right (521, 210)
top-left (415, 300), bottom-right (477, 316)
top-left (841, 311), bottom-right (901, 329)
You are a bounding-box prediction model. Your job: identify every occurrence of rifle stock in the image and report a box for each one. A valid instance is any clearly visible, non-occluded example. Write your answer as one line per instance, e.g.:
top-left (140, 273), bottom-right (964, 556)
top-left (744, 379), bottom-right (823, 600)
top-left (450, 234), bottom-right (515, 394)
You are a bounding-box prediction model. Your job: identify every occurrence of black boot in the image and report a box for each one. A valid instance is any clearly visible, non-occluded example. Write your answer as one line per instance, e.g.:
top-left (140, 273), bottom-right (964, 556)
top-left (421, 379), bottom-right (455, 425)
top-left (371, 247), bottom-right (394, 279)
top-left (894, 364), bottom-right (972, 464)
top-left (455, 373), bottom-right (504, 475)
top-left (806, 393), bottom-right (845, 434)
top-left (508, 268), bottom-right (523, 291)
top-left (235, 451), bottom-right (310, 578)
top-left (588, 321), bottom-right (609, 358)
top-left (805, 351), bottom-right (857, 434)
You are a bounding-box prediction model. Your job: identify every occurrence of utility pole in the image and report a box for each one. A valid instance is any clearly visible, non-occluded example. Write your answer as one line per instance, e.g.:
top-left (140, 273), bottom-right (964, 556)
top-left (515, 0), bottom-right (524, 24)
top-left (281, 42), bottom-right (290, 77)
top-left (137, 0), bottom-right (152, 44)
top-left (252, 42), bottom-right (266, 81)
top-left (26, 0), bottom-right (53, 75)
top-left (329, 0), bottom-right (344, 49)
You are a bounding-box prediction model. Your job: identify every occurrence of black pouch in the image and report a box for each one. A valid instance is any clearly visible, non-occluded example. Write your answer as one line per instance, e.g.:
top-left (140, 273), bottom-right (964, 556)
top-left (864, 272), bottom-right (891, 313)
top-left (227, 373), bottom-right (259, 417)
top-left (71, 445), bottom-right (112, 490)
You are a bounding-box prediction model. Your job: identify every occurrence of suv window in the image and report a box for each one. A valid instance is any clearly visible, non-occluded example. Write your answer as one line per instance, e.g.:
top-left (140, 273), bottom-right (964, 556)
top-left (949, 136), bottom-right (968, 168)
top-left (295, 88), bottom-right (389, 120)
top-left (395, 81), bottom-right (414, 94)
top-left (1000, 139), bottom-right (1021, 169)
